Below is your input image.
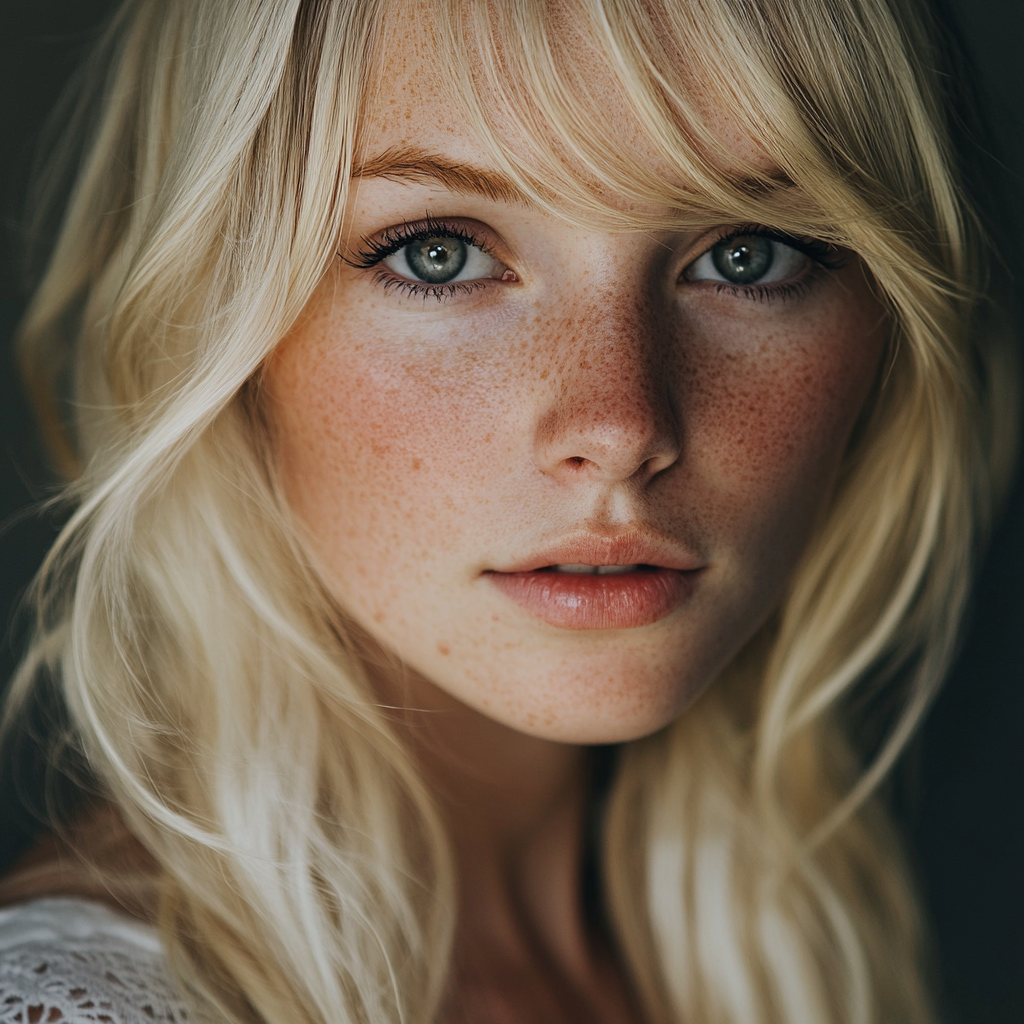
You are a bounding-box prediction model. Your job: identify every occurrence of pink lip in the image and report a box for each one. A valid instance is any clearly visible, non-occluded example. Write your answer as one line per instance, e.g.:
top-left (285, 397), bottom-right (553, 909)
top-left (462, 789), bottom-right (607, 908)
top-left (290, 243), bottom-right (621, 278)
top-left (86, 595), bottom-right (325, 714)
top-left (485, 534), bottom-right (703, 631)
top-left (487, 567), bottom-right (695, 630)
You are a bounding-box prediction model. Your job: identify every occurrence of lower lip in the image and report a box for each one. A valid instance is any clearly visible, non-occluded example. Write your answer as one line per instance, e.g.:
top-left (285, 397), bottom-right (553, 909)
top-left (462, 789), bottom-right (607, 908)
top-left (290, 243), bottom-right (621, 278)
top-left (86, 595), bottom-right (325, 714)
top-left (485, 568), bottom-right (696, 630)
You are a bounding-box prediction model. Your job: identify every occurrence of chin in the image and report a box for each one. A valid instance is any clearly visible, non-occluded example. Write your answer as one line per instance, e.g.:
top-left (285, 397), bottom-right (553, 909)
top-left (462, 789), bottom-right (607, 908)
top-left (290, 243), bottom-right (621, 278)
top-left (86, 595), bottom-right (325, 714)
top-left (448, 654), bottom-right (704, 745)
top-left (501, 699), bottom-right (686, 746)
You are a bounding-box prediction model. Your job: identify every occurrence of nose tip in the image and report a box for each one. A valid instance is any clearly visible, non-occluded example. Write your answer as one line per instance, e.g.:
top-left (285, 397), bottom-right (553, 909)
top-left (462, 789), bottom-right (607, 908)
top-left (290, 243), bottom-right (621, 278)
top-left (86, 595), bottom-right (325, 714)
top-left (533, 369), bottom-right (681, 486)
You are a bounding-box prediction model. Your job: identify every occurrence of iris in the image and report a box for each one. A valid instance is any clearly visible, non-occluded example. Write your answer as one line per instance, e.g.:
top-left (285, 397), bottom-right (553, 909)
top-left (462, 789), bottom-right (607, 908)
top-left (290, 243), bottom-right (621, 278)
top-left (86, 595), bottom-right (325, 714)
top-left (405, 236), bottom-right (468, 283)
top-left (711, 234), bottom-right (774, 284)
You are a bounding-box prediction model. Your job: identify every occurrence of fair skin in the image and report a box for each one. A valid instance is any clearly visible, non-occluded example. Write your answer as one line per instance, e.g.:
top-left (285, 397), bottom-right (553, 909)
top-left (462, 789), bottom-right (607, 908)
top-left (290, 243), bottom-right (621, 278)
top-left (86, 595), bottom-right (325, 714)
top-left (2, 18), bottom-right (887, 1024)
top-left (260, 24), bottom-right (888, 1024)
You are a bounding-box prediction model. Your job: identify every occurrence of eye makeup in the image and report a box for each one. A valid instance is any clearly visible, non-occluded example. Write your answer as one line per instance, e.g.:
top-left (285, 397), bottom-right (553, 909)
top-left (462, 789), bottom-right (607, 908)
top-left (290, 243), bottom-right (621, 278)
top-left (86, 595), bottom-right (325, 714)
top-left (681, 224), bottom-right (848, 304)
top-left (343, 215), bottom-right (511, 302)
top-left (345, 212), bottom-right (848, 307)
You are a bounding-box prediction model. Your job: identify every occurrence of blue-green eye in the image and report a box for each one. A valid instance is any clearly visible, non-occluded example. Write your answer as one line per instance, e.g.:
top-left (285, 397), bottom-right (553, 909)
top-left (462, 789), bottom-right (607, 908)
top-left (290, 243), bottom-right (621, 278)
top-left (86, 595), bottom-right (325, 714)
top-left (395, 236), bottom-right (467, 283)
top-left (383, 234), bottom-right (502, 285)
top-left (687, 233), bottom-right (811, 286)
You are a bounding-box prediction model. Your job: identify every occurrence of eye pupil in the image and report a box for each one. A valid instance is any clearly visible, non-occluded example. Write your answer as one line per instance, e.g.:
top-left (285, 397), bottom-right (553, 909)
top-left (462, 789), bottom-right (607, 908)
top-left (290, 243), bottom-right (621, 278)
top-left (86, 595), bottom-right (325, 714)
top-left (406, 236), bottom-right (468, 283)
top-left (712, 235), bottom-right (773, 284)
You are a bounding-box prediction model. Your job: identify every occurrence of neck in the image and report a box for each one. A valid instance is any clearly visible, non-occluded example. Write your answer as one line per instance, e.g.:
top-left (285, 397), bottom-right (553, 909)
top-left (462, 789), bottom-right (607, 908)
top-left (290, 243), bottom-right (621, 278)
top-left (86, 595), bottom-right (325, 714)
top-left (365, 650), bottom-right (639, 1024)
top-left (373, 658), bottom-right (602, 962)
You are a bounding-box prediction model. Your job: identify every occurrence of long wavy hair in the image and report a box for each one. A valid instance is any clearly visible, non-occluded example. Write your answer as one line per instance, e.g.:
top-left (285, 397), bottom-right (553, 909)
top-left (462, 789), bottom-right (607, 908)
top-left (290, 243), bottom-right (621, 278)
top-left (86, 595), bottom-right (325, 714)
top-left (0, 1), bottom-right (1015, 1022)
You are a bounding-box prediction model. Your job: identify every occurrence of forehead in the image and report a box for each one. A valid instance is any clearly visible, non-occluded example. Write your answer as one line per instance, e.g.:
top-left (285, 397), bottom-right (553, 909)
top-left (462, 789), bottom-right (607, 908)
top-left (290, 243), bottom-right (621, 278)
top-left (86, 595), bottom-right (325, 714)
top-left (355, 0), bottom-right (782, 205)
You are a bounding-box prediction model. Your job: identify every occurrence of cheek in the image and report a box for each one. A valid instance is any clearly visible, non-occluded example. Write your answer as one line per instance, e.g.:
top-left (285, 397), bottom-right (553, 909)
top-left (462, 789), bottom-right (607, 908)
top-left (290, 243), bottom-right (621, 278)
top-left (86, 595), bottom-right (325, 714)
top-left (678, 291), bottom-right (885, 553)
top-left (266, 319), bottom-right (511, 584)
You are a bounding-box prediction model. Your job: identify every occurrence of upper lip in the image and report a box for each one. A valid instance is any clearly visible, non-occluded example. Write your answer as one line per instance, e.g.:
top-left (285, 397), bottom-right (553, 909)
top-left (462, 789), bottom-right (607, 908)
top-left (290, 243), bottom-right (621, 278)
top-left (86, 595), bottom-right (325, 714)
top-left (488, 531), bottom-right (705, 574)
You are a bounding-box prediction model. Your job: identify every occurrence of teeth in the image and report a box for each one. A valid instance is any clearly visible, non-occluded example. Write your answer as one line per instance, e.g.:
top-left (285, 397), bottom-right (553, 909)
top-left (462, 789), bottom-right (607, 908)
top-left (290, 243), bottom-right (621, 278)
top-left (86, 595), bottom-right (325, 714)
top-left (551, 563), bottom-right (642, 575)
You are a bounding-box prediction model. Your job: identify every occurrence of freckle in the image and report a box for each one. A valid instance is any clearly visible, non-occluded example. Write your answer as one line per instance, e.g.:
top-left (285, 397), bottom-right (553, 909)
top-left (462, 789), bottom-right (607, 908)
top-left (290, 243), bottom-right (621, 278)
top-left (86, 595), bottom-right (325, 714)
top-left (412, 457), bottom-right (421, 470)
top-left (373, 611), bottom-right (384, 624)
top-left (540, 369), bottom-right (550, 380)
top-left (437, 641), bottom-right (450, 656)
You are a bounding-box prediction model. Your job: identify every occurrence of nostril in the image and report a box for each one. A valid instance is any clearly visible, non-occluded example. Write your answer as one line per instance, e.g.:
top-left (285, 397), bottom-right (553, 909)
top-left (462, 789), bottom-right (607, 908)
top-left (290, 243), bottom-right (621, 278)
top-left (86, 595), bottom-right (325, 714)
top-left (534, 390), bottom-right (681, 485)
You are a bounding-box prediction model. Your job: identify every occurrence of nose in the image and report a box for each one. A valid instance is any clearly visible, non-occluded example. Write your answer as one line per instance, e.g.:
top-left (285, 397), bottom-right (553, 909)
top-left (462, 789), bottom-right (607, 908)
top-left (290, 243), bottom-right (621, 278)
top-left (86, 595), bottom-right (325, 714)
top-left (532, 291), bottom-right (681, 487)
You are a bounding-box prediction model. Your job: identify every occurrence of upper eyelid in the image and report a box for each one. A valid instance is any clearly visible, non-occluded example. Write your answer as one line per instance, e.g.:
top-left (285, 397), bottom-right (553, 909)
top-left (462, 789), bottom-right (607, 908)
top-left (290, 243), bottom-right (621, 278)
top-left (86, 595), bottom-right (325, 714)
top-left (345, 217), bottom-right (504, 269)
top-left (686, 225), bottom-right (845, 270)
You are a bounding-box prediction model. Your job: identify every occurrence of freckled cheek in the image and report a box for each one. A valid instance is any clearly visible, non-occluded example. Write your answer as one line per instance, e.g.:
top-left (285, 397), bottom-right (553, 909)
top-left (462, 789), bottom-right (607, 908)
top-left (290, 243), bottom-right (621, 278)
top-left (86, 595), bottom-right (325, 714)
top-left (683, 322), bottom-right (882, 520)
top-left (269, 336), bottom-right (513, 570)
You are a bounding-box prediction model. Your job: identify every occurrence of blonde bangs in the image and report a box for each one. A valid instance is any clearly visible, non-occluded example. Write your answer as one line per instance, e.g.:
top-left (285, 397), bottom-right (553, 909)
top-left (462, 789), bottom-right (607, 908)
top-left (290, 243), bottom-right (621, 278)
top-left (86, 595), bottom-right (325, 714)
top-left (385, 2), bottom-right (959, 254)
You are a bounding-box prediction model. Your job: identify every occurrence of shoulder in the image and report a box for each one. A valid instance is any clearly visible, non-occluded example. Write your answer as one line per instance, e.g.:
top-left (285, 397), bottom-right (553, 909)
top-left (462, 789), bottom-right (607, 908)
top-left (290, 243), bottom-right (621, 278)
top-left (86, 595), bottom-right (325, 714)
top-left (0, 898), bottom-right (190, 1024)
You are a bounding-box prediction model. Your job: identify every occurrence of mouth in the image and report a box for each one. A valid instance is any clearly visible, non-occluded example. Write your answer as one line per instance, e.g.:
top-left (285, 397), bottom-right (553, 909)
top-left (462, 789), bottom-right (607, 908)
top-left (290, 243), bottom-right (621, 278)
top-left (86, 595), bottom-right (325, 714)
top-left (484, 538), bottom-right (703, 631)
top-left (541, 563), bottom-right (648, 575)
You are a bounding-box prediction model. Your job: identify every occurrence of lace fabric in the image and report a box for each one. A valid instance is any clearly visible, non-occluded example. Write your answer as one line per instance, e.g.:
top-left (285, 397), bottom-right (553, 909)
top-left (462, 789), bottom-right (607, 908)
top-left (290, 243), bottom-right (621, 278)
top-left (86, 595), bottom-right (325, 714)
top-left (0, 899), bottom-right (189, 1024)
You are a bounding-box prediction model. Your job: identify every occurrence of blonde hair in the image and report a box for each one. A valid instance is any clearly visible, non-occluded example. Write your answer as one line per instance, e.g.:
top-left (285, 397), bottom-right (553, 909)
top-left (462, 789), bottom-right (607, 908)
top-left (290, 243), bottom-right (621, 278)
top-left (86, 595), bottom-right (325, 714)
top-left (1, 1), bottom-right (1014, 1023)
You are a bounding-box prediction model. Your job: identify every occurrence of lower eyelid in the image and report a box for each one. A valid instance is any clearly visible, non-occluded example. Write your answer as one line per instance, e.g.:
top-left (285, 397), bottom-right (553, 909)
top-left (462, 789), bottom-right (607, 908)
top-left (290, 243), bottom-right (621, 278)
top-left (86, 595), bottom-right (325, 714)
top-left (713, 279), bottom-right (815, 303)
top-left (373, 271), bottom-right (493, 303)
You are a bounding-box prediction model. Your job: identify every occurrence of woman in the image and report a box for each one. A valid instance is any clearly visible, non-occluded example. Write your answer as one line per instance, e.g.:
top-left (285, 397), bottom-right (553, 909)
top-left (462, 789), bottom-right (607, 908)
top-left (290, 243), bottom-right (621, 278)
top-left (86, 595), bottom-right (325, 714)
top-left (0, 1), bottom-right (1015, 1022)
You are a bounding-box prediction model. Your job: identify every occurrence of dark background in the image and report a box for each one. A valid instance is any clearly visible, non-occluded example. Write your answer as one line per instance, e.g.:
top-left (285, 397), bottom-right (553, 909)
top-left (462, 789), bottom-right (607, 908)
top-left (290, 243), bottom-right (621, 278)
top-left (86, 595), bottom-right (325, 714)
top-left (1, 2), bottom-right (1022, 1022)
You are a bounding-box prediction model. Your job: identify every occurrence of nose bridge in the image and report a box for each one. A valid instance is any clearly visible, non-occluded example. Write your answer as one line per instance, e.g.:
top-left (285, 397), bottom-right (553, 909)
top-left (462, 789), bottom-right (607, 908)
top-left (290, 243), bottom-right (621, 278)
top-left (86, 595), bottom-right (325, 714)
top-left (533, 281), bottom-right (680, 484)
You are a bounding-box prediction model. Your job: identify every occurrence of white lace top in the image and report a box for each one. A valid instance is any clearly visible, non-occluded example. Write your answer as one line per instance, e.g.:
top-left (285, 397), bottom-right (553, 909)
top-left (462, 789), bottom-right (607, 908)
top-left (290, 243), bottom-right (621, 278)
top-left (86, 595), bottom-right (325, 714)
top-left (0, 898), bottom-right (189, 1023)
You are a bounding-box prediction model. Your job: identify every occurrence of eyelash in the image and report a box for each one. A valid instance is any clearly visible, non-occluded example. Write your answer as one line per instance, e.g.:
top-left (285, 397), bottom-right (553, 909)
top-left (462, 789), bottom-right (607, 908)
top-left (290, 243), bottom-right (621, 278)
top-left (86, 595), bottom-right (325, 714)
top-left (344, 218), bottom-right (846, 304)
top-left (693, 224), bottom-right (847, 305)
top-left (345, 216), bottom-right (497, 302)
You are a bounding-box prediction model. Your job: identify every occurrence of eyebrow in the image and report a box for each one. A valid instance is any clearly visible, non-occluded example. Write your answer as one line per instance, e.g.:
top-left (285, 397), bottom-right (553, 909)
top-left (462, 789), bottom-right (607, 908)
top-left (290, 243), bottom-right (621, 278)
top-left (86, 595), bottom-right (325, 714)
top-left (353, 145), bottom-right (801, 216)
top-left (353, 146), bottom-right (529, 205)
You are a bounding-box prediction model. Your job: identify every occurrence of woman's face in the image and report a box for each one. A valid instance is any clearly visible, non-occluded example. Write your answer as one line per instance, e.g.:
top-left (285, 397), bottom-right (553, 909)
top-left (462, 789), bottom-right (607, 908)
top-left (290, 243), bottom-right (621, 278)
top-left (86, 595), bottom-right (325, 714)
top-left (264, 31), bottom-right (886, 745)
